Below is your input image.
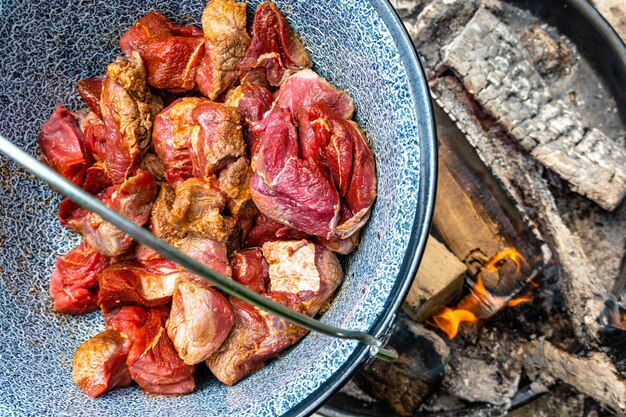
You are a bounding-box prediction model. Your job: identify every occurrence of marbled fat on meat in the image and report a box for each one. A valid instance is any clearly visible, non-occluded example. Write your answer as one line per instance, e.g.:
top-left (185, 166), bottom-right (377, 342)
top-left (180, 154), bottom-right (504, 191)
top-left (262, 240), bottom-right (344, 316)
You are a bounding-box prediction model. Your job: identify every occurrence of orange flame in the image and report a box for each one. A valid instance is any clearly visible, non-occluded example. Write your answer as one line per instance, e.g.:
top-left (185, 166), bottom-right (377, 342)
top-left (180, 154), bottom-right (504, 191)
top-left (430, 247), bottom-right (533, 339)
top-left (506, 296), bottom-right (531, 307)
top-left (485, 247), bottom-right (527, 273)
top-left (431, 307), bottom-right (478, 339)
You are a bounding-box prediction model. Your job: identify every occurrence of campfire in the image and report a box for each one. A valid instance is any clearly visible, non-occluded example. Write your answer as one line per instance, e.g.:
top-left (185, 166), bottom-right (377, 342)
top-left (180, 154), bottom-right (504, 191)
top-left (323, 0), bottom-right (626, 416)
top-left (430, 247), bottom-right (535, 339)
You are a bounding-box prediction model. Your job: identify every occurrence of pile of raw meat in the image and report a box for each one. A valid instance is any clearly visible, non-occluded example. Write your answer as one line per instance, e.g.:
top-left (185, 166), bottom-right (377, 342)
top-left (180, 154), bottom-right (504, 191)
top-left (38, 0), bottom-right (376, 397)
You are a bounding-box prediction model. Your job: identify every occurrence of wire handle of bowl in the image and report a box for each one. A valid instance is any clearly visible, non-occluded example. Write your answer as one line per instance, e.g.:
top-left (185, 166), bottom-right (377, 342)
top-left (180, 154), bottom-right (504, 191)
top-left (0, 135), bottom-right (398, 363)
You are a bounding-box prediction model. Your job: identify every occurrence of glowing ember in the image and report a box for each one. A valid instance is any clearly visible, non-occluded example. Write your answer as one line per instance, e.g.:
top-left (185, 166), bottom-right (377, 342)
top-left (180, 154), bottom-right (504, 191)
top-left (431, 307), bottom-right (478, 339)
top-left (430, 247), bottom-right (534, 339)
top-left (485, 247), bottom-right (527, 273)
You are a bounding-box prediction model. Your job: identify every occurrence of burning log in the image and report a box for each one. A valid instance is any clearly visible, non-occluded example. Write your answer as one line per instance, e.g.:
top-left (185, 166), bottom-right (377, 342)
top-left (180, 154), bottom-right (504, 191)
top-left (403, 235), bottom-right (466, 322)
top-left (429, 247), bottom-right (537, 339)
top-left (523, 339), bottom-right (626, 415)
top-left (442, 8), bottom-right (626, 211)
top-left (430, 76), bottom-right (606, 347)
top-left (433, 113), bottom-right (536, 278)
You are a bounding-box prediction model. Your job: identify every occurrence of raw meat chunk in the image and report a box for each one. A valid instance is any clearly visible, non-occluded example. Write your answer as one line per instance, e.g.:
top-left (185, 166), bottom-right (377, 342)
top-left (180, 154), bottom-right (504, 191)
top-left (72, 329), bottom-right (132, 398)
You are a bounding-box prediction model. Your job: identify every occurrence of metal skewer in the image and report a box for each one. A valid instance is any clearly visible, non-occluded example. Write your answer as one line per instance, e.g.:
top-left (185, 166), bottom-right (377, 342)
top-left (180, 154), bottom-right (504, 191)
top-left (0, 134), bottom-right (398, 362)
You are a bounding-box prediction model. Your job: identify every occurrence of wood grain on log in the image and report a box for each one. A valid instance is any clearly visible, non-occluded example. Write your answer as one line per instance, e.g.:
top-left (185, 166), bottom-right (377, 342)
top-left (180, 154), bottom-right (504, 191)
top-left (404, 235), bottom-right (466, 322)
top-left (430, 75), bottom-right (606, 347)
top-left (433, 120), bottom-right (537, 284)
top-left (523, 339), bottom-right (626, 415)
top-left (442, 8), bottom-right (626, 211)
top-left (433, 147), bottom-right (503, 268)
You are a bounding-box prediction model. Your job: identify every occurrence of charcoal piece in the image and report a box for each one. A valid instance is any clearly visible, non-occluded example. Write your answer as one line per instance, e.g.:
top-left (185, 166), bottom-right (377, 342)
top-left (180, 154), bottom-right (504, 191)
top-left (355, 315), bottom-right (450, 416)
top-left (409, 0), bottom-right (480, 78)
top-left (443, 8), bottom-right (626, 211)
top-left (442, 355), bottom-right (521, 407)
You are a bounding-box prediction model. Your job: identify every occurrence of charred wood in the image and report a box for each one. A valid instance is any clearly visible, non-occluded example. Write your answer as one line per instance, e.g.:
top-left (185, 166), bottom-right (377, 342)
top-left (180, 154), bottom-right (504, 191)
top-left (523, 339), bottom-right (626, 415)
top-left (442, 8), bottom-right (626, 211)
top-left (355, 314), bottom-right (450, 417)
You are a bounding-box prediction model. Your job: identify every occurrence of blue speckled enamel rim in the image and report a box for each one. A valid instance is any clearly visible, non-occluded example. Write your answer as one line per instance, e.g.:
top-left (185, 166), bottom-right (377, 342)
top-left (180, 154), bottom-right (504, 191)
top-left (290, 1), bottom-right (437, 415)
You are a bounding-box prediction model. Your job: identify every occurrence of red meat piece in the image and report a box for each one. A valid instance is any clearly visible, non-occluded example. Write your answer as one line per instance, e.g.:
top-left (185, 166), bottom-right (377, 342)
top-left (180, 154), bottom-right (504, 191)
top-left (98, 258), bottom-right (180, 311)
top-left (250, 108), bottom-right (341, 237)
top-left (224, 69), bottom-right (274, 153)
top-left (49, 241), bottom-right (110, 315)
top-left (273, 69), bottom-right (355, 120)
top-left (206, 292), bottom-right (308, 385)
top-left (243, 213), bottom-right (308, 248)
top-left (175, 236), bottom-right (232, 281)
top-left (72, 329), bottom-right (132, 398)
top-left (196, 0), bottom-right (250, 99)
top-left (38, 103), bottom-right (91, 187)
top-left (190, 102), bottom-right (245, 177)
top-left (298, 106), bottom-right (376, 238)
top-left (77, 76), bottom-right (104, 118)
top-left (105, 305), bottom-right (169, 338)
top-left (152, 97), bottom-right (203, 187)
top-left (251, 102), bottom-right (376, 239)
top-left (239, 2), bottom-right (312, 86)
top-left (60, 169), bottom-right (157, 257)
top-left (105, 305), bottom-right (195, 395)
top-left (125, 307), bottom-right (195, 395)
top-left (230, 248), bottom-right (269, 293)
top-left (100, 53), bottom-right (162, 183)
top-left (166, 280), bottom-right (234, 365)
top-left (119, 12), bottom-right (204, 91)
top-left (153, 98), bottom-right (245, 186)
top-left (262, 240), bottom-right (344, 316)
top-left (80, 112), bottom-right (107, 163)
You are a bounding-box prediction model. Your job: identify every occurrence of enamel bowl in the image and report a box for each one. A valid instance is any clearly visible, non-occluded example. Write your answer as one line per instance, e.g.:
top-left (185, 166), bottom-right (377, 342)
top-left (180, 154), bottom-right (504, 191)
top-left (0, 0), bottom-right (436, 415)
